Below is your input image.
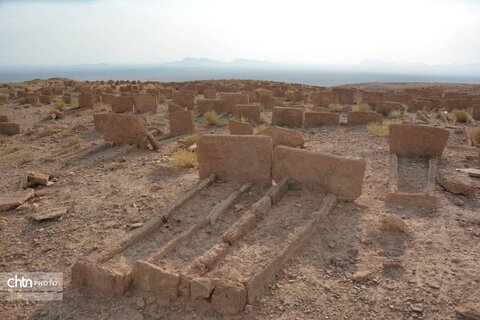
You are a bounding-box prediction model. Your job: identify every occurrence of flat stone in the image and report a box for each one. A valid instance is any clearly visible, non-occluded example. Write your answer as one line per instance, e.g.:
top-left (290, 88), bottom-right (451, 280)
top-left (0, 189), bottom-right (34, 212)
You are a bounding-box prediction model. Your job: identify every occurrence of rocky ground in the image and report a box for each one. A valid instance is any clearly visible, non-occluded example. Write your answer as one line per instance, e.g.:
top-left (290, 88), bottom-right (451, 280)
top-left (0, 80), bottom-right (479, 320)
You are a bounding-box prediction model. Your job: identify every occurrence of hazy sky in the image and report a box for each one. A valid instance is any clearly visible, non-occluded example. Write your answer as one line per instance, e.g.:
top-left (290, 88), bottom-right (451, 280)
top-left (1, 0), bottom-right (480, 67)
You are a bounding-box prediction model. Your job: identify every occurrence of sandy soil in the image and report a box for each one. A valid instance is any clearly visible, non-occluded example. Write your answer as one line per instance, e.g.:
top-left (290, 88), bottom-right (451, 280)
top-left (0, 80), bottom-right (479, 320)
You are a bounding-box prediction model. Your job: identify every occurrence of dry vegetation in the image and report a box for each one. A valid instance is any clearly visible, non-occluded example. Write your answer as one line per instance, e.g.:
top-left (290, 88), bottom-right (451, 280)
top-left (452, 109), bottom-right (469, 123)
top-left (172, 149), bottom-right (197, 168)
top-left (204, 110), bottom-right (219, 125)
top-left (352, 102), bottom-right (371, 112)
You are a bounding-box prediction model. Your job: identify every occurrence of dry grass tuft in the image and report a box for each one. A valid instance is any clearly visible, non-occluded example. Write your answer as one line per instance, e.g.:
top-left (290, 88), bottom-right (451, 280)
top-left (204, 110), bottom-right (219, 126)
top-left (352, 102), bottom-right (371, 112)
top-left (471, 127), bottom-right (480, 144)
top-left (53, 99), bottom-right (65, 111)
top-left (254, 124), bottom-right (267, 135)
top-left (65, 136), bottom-right (84, 147)
top-left (173, 150), bottom-right (197, 169)
top-left (179, 133), bottom-right (198, 147)
top-left (285, 90), bottom-right (295, 102)
top-left (451, 109), bottom-right (469, 123)
top-left (388, 109), bottom-right (403, 119)
top-left (328, 103), bottom-right (342, 113)
top-left (6, 146), bottom-right (34, 165)
top-left (367, 120), bottom-right (401, 137)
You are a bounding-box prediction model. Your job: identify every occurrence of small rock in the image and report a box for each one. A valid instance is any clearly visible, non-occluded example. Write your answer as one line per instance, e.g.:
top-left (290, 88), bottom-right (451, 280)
top-left (380, 215), bottom-right (406, 233)
top-left (136, 297), bottom-right (145, 309)
top-left (233, 204), bottom-right (244, 212)
top-left (352, 270), bottom-right (371, 283)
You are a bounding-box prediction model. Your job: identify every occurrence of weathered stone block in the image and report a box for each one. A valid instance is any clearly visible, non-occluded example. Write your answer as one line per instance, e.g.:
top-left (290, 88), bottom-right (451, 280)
top-left (111, 96), bottom-right (134, 113)
top-left (103, 114), bottom-right (148, 147)
top-left (389, 124), bottom-right (449, 158)
top-left (211, 280), bottom-right (247, 315)
top-left (78, 92), bottom-right (95, 108)
top-left (347, 111), bottom-right (383, 125)
top-left (93, 113), bottom-right (110, 131)
top-left (169, 110), bottom-right (195, 136)
top-left (235, 104), bottom-right (261, 123)
top-left (229, 120), bottom-right (253, 135)
top-left (196, 99), bottom-right (225, 115)
top-left (272, 146), bottom-right (366, 201)
top-left (0, 122), bottom-right (20, 136)
top-left (132, 260), bottom-right (179, 299)
top-left (261, 126), bottom-right (304, 147)
top-left (133, 93), bottom-right (157, 113)
top-left (271, 107), bottom-right (304, 127)
top-left (197, 135), bottom-right (273, 186)
top-left (203, 89), bottom-right (217, 99)
top-left (173, 92), bottom-right (195, 110)
top-left (219, 92), bottom-right (250, 113)
top-left (304, 112), bottom-right (340, 127)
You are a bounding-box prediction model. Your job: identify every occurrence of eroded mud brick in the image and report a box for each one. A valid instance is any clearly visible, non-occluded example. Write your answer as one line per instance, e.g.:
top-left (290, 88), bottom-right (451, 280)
top-left (71, 259), bottom-right (130, 296)
top-left (78, 92), bottom-right (95, 108)
top-left (196, 99), bottom-right (226, 115)
top-left (389, 124), bottom-right (449, 158)
top-left (308, 90), bottom-right (339, 107)
top-left (168, 110), bottom-right (195, 136)
top-left (261, 126), bottom-right (304, 148)
top-left (228, 120), bottom-right (253, 135)
top-left (93, 113), bottom-right (111, 131)
top-left (347, 111), bottom-right (383, 125)
top-left (235, 104), bottom-right (261, 123)
top-left (332, 88), bottom-right (355, 104)
top-left (103, 114), bottom-right (148, 147)
top-left (172, 91), bottom-right (195, 110)
top-left (197, 135), bottom-right (273, 186)
top-left (271, 107), bottom-right (304, 127)
top-left (111, 96), bottom-right (134, 113)
top-left (272, 146), bottom-right (366, 201)
top-left (0, 122), bottom-right (20, 136)
top-left (210, 280), bottom-right (247, 315)
top-left (260, 92), bottom-right (283, 108)
top-left (304, 112), bottom-right (340, 127)
top-left (132, 93), bottom-right (157, 113)
top-left (132, 260), bottom-right (179, 299)
top-left (361, 91), bottom-right (384, 104)
top-left (473, 104), bottom-right (480, 120)
top-left (218, 92), bottom-right (250, 113)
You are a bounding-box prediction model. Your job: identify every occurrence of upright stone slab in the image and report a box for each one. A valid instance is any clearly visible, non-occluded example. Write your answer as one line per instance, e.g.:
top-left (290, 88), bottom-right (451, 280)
top-left (473, 104), bottom-right (480, 121)
top-left (332, 88), bottom-right (355, 104)
top-left (93, 113), bottom-right (111, 132)
top-left (111, 96), bottom-right (134, 113)
top-left (271, 107), bottom-right (304, 127)
top-left (260, 93), bottom-right (283, 108)
top-left (389, 124), bottom-right (449, 158)
top-left (235, 104), bottom-right (261, 123)
top-left (272, 146), bottom-right (366, 201)
top-left (103, 114), bottom-right (148, 148)
top-left (261, 126), bottom-right (304, 147)
top-left (167, 103), bottom-right (186, 113)
top-left (168, 110), bottom-right (195, 136)
top-left (229, 120), bottom-right (253, 135)
top-left (309, 91), bottom-right (339, 107)
top-left (197, 135), bottom-right (273, 186)
top-left (196, 99), bottom-right (226, 115)
top-left (78, 92), bottom-right (95, 108)
top-left (347, 111), bottom-right (383, 125)
top-left (172, 92), bottom-right (195, 110)
top-left (133, 93), bottom-right (157, 113)
top-left (304, 112), bottom-right (340, 127)
top-left (219, 92), bottom-right (250, 113)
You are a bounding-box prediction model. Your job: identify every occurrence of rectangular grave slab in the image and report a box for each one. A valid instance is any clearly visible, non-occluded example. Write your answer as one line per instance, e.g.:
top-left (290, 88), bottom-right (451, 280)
top-left (78, 92), bottom-right (95, 108)
top-left (196, 99), bottom-right (226, 115)
top-left (347, 111), bottom-right (383, 125)
top-left (173, 92), bottom-right (195, 110)
top-left (133, 93), bottom-right (157, 113)
top-left (111, 96), bottom-right (134, 113)
top-left (219, 93), bottom-right (250, 113)
top-left (168, 110), bottom-right (195, 136)
top-left (304, 112), bottom-right (340, 127)
top-left (197, 135), bottom-right (273, 186)
top-left (272, 146), bottom-right (366, 201)
top-left (0, 122), bottom-right (20, 136)
top-left (389, 124), bottom-right (449, 158)
top-left (228, 120), bottom-right (253, 135)
top-left (235, 104), bottom-right (261, 123)
top-left (271, 107), bottom-right (304, 127)
top-left (103, 114), bottom-right (147, 148)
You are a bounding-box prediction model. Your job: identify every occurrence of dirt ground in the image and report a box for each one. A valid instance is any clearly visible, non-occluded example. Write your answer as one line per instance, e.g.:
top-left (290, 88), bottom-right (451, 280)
top-left (0, 80), bottom-right (479, 320)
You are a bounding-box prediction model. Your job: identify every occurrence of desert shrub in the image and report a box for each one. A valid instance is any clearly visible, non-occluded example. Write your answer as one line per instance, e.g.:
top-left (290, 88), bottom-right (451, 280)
top-left (173, 150), bottom-right (197, 169)
top-left (375, 104), bottom-right (391, 116)
top-left (239, 116), bottom-right (249, 123)
top-left (54, 99), bottom-right (65, 111)
top-left (388, 109), bottom-right (403, 119)
top-left (254, 124), bottom-right (267, 135)
top-left (367, 120), bottom-right (401, 137)
top-left (285, 90), bottom-right (295, 102)
top-left (451, 109), bottom-right (469, 123)
top-left (179, 133), bottom-right (198, 147)
top-left (352, 102), bottom-right (371, 112)
top-left (471, 127), bottom-right (480, 144)
top-left (328, 103), bottom-right (342, 113)
top-left (8, 147), bottom-right (34, 165)
top-left (204, 110), bottom-right (219, 126)
top-left (33, 128), bottom-right (56, 139)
